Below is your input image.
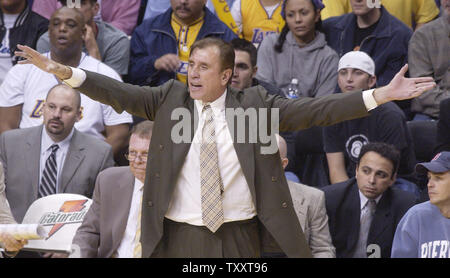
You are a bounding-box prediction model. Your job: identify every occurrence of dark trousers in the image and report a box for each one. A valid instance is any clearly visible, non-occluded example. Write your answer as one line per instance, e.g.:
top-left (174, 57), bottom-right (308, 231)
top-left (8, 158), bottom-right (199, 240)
top-left (151, 217), bottom-right (260, 258)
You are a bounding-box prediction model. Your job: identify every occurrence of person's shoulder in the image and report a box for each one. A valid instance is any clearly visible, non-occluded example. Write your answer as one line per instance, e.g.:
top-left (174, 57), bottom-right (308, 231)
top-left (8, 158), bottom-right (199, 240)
top-left (402, 201), bottom-right (436, 219)
top-left (294, 182), bottom-right (325, 200)
top-left (0, 125), bottom-right (39, 141)
top-left (412, 17), bottom-right (444, 39)
top-left (388, 187), bottom-right (417, 206)
top-left (81, 56), bottom-right (122, 80)
top-left (322, 178), bottom-right (354, 195)
top-left (383, 8), bottom-right (413, 35)
top-left (29, 9), bottom-right (49, 25)
top-left (374, 102), bottom-right (406, 120)
top-left (72, 129), bottom-right (112, 152)
top-left (323, 13), bottom-right (351, 28)
top-left (96, 20), bottom-right (128, 39)
top-left (98, 166), bottom-right (130, 179)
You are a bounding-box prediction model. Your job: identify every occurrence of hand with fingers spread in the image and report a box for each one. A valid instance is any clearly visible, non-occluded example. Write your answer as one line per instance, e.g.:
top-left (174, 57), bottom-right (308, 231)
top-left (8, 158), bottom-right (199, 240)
top-left (154, 54), bottom-right (181, 72)
top-left (0, 232), bottom-right (28, 252)
top-left (15, 44), bottom-right (73, 80)
top-left (373, 64), bottom-right (436, 105)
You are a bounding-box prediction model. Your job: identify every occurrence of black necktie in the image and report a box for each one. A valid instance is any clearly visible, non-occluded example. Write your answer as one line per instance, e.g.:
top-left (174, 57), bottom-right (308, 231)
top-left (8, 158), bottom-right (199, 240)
top-left (38, 144), bottom-right (59, 198)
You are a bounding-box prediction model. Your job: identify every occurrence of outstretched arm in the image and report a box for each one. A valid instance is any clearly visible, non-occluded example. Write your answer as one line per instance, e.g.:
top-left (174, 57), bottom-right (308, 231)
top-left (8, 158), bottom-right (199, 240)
top-left (15, 45), bottom-right (173, 121)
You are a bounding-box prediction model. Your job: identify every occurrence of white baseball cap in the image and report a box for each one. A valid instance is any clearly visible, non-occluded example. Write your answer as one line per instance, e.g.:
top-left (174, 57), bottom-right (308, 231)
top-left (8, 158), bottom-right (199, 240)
top-left (338, 51), bottom-right (375, 76)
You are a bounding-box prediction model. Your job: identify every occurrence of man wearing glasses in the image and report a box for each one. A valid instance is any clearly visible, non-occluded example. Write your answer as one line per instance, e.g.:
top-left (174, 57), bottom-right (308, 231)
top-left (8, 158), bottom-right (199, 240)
top-left (71, 121), bottom-right (153, 258)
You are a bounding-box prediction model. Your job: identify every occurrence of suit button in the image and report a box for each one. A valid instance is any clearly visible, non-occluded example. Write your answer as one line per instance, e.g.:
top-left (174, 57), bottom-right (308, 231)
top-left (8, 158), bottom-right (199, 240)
top-left (271, 176), bottom-right (277, 182)
top-left (282, 202), bottom-right (287, 208)
top-left (159, 144), bottom-right (164, 150)
top-left (148, 201), bottom-right (153, 207)
top-left (155, 172), bottom-right (160, 178)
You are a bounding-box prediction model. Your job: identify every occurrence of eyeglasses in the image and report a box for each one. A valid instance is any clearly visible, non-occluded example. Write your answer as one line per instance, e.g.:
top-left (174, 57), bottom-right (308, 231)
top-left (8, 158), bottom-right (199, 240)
top-left (124, 151), bottom-right (149, 162)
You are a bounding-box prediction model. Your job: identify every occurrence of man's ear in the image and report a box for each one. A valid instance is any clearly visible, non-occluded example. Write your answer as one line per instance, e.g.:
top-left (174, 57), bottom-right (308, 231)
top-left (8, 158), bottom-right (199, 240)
top-left (368, 75), bottom-right (377, 88)
top-left (252, 66), bottom-right (258, 78)
top-left (222, 68), bottom-right (233, 85)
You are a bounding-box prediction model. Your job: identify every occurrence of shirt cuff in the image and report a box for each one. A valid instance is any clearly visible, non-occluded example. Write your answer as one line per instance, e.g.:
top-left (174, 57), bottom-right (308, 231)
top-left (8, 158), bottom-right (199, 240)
top-left (362, 89), bottom-right (378, 111)
top-left (63, 67), bottom-right (86, 88)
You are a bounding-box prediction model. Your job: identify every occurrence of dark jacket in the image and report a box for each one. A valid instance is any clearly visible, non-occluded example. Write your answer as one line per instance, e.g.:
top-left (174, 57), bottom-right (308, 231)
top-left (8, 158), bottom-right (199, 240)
top-left (322, 6), bottom-right (412, 87)
top-left (322, 178), bottom-right (416, 258)
top-left (129, 7), bottom-right (238, 86)
top-left (0, 2), bottom-right (48, 65)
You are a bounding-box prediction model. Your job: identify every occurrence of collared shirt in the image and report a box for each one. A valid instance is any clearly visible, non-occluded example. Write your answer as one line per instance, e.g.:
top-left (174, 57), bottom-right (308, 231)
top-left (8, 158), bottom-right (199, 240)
top-left (358, 190), bottom-right (382, 219)
top-left (165, 90), bottom-right (257, 225)
top-left (39, 127), bottom-right (74, 193)
top-left (116, 178), bottom-right (144, 258)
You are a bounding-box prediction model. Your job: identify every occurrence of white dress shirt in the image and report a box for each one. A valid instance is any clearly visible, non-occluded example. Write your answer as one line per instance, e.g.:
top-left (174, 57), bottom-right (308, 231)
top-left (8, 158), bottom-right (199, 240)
top-left (39, 127), bottom-right (74, 193)
top-left (166, 90), bottom-right (257, 225)
top-left (116, 178), bottom-right (144, 258)
top-left (358, 190), bottom-right (383, 219)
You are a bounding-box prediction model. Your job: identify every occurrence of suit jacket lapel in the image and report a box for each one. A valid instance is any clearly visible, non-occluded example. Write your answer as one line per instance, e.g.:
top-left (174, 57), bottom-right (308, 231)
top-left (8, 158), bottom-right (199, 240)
top-left (26, 126), bottom-right (43, 198)
top-left (59, 130), bottom-right (85, 192)
top-left (369, 189), bottom-right (392, 242)
top-left (110, 169), bottom-right (135, 256)
top-left (345, 183), bottom-right (361, 253)
top-left (225, 89), bottom-right (256, 204)
top-left (170, 95), bottom-right (196, 187)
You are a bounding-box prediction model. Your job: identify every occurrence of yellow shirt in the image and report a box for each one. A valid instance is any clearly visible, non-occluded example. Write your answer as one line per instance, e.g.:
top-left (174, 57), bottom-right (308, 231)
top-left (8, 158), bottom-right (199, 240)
top-left (241, 0), bottom-right (285, 47)
top-left (321, 0), bottom-right (439, 28)
top-left (171, 15), bottom-right (204, 84)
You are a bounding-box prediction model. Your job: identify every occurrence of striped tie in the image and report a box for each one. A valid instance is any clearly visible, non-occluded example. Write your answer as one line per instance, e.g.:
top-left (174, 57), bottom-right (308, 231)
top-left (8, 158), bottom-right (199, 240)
top-left (200, 105), bottom-right (224, 233)
top-left (133, 190), bottom-right (143, 258)
top-left (38, 144), bottom-right (59, 198)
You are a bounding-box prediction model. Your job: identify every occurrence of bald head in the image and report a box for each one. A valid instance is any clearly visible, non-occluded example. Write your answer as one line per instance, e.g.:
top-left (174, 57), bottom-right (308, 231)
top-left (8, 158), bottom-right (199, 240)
top-left (276, 134), bottom-right (289, 170)
top-left (46, 84), bottom-right (81, 109)
top-left (51, 6), bottom-right (85, 26)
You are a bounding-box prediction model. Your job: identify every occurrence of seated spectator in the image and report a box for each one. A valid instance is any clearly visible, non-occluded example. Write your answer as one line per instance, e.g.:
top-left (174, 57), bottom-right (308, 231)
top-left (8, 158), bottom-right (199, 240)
top-left (230, 38), bottom-right (282, 95)
top-left (37, 0), bottom-right (130, 75)
top-left (322, 142), bottom-right (417, 258)
top-left (323, 51), bottom-right (417, 193)
top-left (391, 151), bottom-right (450, 258)
top-left (256, 0), bottom-right (338, 98)
top-left (129, 0), bottom-right (237, 86)
top-left (321, 0), bottom-right (440, 30)
top-left (274, 134), bottom-right (335, 258)
top-left (0, 7), bottom-right (132, 157)
top-left (435, 98), bottom-right (450, 153)
top-left (231, 0), bottom-right (284, 47)
top-left (72, 121), bottom-right (153, 258)
top-left (32, 0), bottom-right (140, 36)
top-left (409, 0), bottom-right (450, 120)
top-left (322, 0), bottom-right (413, 116)
top-left (0, 0), bottom-right (48, 84)
top-left (0, 84), bottom-right (115, 224)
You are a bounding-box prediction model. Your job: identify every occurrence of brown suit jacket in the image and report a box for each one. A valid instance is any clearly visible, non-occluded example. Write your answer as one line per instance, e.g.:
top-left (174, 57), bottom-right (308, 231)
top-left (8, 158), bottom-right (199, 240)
top-left (76, 71), bottom-right (369, 258)
top-left (72, 166), bottom-right (135, 258)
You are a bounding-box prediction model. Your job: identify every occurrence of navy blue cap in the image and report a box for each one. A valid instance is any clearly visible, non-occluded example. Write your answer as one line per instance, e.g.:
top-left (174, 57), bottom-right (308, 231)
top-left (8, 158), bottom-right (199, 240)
top-left (416, 152), bottom-right (450, 174)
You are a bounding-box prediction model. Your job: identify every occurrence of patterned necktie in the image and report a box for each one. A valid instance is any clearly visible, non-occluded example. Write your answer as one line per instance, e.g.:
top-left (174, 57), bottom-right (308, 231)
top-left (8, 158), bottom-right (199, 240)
top-left (353, 199), bottom-right (377, 258)
top-left (38, 144), bottom-right (59, 198)
top-left (200, 105), bottom-right (224, 233)
top-left (133, 189), bottom-right (143, 258)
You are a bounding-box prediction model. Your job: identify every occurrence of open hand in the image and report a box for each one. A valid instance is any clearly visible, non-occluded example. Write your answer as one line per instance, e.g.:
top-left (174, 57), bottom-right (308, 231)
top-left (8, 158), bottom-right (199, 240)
top-left (374, 64), bottom-right (436, 105)
top-left (14, 44), bottom-right (72, 80)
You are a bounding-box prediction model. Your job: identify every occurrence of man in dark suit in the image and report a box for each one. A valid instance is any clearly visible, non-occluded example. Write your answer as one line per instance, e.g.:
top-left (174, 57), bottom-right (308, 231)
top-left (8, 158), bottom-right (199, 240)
top-left (435, 98), bottom-right (450, 153)
top-left (0, 84), bottom-right (115, 223)
top-left (72, 121), bottom-right (153, 258)
top-left (322, 142), bottom-right (417, 258)
top-left (15, 37), bottom-right (435, 258)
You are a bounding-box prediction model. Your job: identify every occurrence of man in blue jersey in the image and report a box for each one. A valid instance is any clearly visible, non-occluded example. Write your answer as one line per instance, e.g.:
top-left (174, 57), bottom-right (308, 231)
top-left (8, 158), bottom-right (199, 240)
top-left (391, 152), bottom-right (450, 258)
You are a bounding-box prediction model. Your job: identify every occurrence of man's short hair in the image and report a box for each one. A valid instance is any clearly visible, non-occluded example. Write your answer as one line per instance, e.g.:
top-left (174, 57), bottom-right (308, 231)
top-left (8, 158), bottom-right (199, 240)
top-left (190, 37), bottom-right (235, 72)
top-left (357, 142), bottom-right (401, 178)
top-left (46, 84), bottom-right (81, 109)
top-left (231, 38), bottom-right (257, 67)
top-left (130, 121), bottom-right (154, 140)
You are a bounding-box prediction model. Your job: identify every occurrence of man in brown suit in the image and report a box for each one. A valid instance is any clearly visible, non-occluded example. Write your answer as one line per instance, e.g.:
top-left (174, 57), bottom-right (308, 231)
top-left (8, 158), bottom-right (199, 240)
top-left (15, 38), bottom-right (435, 258)
top-left (72, 121), bottom-right (153, 258)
